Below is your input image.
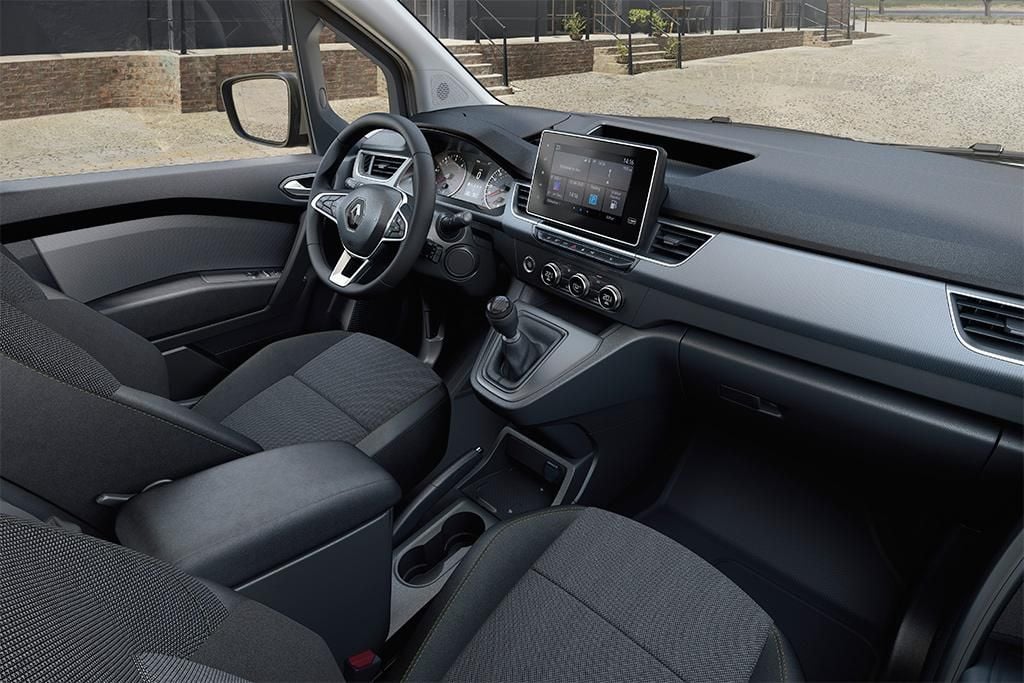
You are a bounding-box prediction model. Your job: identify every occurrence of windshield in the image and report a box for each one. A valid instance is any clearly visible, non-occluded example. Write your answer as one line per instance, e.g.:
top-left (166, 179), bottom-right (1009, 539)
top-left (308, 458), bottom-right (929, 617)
top-left (406, 0), bottom-right (1023, 151)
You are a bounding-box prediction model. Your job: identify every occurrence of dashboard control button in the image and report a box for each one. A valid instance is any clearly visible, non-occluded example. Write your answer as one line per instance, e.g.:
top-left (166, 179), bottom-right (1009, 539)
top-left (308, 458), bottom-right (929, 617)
top-left (522, 255), bottom-right (536, 273)
top-left (444, 245), bottom-right (478, 279)
top-left (568, 273), bottom-right (591, 298)
top-left (541, 263), bottom-right (561, 287)
top-left (598, 285), bottom-right (623, 311)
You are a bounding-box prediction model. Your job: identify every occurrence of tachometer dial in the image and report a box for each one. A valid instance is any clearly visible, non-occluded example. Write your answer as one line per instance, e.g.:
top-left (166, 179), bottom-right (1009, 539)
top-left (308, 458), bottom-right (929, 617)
top-left (483, 168), bottom-right (512, 210)
top-left (434, 152), bottom-right (467, 197)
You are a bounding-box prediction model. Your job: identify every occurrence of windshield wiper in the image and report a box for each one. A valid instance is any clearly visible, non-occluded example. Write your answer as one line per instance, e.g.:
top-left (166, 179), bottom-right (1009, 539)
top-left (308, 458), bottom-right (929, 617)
top-left (882, 142), bottom-right (1024, 165)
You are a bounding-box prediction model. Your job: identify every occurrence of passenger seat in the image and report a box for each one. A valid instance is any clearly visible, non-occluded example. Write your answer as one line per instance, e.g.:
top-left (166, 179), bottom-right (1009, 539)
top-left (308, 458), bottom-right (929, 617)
top-left (0, 508), bottom-right (802, 682)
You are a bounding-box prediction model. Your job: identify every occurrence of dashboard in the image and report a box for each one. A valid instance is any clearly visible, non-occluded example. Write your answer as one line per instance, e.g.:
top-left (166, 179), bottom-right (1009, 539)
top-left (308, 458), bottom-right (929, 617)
top-left (431, 139), bottom-right (513, 213)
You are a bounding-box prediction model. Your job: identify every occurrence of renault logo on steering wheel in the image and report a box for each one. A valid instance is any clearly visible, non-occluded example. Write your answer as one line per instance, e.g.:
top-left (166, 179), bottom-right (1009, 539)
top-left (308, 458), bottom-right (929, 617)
top-left (345, 198), bottom-right (365, 230)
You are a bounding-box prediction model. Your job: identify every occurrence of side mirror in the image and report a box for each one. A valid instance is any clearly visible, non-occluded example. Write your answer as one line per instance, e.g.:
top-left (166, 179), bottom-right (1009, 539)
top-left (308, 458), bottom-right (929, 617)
top-left (221, 73), bottom-right (308, 148)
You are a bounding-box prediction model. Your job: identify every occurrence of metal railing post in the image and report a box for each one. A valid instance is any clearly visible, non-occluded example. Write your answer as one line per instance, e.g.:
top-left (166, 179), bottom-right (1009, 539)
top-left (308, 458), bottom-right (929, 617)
top-left (781, 0), bottom-right (786, 29)
top-left (474, 1), bottom-right (481, 43)
top-left (737, 0), bottom-right (742, 31)
top-left (586, 0), bottom-right (592, 39)
top-left (864, 6), bottom-right (868, 30)
top-left (627, 27), bottom-right (634, 75)
top-left (677, 13), bottom-right (683, 67)
top-left (823, 1), bottom-right (829, 40)
top-left (847, 0), bottom-right (852, 36)
top-left (178, 0), bottom-right (187, 54)
top-left (761, 0), bottom-right (765, 30)
top-left (502, 32), bottom-right (509, 86)
top-left (280, 0), bottom-right (289, 50)
top-left (534, 0), bottom-right (540, 41)
top-left (798, 2), bottom-right (803, 28)
top-left (711, 0), bottom-right (716, 33)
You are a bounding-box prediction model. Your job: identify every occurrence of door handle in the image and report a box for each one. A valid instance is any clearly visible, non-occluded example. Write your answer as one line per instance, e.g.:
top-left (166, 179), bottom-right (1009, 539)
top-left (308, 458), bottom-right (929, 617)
top-left (279, 173), bottom-right (315, 200)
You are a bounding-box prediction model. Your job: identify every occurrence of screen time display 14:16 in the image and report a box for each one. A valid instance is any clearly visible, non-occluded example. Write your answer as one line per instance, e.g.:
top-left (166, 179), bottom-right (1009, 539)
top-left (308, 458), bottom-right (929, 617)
top-left (545, 144), bottom-right (637, 226)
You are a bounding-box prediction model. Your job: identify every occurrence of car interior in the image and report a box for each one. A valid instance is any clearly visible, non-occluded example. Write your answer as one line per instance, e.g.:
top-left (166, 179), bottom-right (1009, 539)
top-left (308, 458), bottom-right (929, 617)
top-left (1, 1), bottom-right (1022, 681)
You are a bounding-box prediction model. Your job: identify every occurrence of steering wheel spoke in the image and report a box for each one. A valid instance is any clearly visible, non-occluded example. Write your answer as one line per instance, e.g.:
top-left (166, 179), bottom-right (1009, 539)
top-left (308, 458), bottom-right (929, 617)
top-left (381, 191), bottom-right (411, 242)
top-left (329, 248), bottom-right (370, 289)
top-left (311, 192), bottom-right (348, 224)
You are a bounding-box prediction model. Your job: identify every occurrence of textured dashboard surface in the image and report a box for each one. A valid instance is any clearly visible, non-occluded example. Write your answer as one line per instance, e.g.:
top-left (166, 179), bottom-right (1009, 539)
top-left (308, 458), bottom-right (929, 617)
top-left (418, 107), bottom-right (1024, 297)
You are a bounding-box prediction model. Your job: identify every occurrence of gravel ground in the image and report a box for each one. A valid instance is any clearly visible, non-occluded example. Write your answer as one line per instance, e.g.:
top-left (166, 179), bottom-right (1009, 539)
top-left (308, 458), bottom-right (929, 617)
top-left (503, 22), bottom-right (1024, 149)
top-left (1, 22), bottom-right (1021, 181)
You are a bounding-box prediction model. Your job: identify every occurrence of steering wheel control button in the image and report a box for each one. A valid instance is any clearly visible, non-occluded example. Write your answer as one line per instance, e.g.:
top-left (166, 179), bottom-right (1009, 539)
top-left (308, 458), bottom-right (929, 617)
top-left (598, 285), bottom-right (623, 311)
top-left (522, 255), bottom-right (536, 273)
top-left (541, 263), bottom-right (561, 287)
top-left (444, 246), bottom-right (478, 279)
top-left (568, 273), bottom-right (591, 298)
top-left (384, 214), bottom-right (407, 240)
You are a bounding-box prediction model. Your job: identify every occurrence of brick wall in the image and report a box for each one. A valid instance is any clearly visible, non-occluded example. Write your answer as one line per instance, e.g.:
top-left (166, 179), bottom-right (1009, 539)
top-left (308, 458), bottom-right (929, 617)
top-left (681, 31), bottom-right (806, 60)
top-left (1, 45), bottom-right (384, 120)
top-left (1, 53), bottom-right (178, 120)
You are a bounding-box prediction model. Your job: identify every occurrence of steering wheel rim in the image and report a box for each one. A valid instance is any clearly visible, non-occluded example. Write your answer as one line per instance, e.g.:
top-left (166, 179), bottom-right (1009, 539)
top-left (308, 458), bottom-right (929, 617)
top-left (305, 112), bottom-right (435, 297)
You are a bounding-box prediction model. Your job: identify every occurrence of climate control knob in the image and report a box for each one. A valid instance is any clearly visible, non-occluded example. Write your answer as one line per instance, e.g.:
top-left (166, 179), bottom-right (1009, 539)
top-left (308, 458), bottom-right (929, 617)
top-left (597, 284), bottom-right (623, 311)
top-left (568, 273), bottom-right (591, 298)
top-left (540, 262), bottom-right (561, 287)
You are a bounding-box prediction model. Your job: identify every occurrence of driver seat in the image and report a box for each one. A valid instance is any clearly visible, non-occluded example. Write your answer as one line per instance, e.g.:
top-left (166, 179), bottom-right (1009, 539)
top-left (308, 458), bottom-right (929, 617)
top-left (0, 250), bottom-right (449, 530)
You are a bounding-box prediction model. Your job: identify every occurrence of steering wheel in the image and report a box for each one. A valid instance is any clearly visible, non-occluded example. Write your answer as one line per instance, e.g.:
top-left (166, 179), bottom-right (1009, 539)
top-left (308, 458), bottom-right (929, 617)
top-left (305, 113), bottom-right (435, 297)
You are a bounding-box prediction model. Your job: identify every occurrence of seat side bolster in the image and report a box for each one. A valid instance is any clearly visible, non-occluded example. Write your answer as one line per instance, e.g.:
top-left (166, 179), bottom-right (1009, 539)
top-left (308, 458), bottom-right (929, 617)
top-left (396, 507), bottom-right (585, 682)
top-left (115, 386), bottom-right (261, 455)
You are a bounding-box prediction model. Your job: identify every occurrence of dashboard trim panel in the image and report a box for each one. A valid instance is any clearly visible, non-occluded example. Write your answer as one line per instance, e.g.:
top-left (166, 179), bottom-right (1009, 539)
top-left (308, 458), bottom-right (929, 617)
top-left (510, 183), bottom-right (717, 269)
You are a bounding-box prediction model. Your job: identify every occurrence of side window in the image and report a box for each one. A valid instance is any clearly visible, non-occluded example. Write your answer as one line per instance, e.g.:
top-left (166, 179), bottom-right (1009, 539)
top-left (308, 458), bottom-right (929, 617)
top-left (0, 2), bottom-right (307, 181)
top-left (318, 26), bottom-right (393, 122)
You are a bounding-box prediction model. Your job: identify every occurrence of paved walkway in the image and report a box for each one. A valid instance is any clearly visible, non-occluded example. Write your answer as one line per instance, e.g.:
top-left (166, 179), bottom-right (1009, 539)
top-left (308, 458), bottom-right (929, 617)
top-left (502, 22), bottom-right (1024, 150)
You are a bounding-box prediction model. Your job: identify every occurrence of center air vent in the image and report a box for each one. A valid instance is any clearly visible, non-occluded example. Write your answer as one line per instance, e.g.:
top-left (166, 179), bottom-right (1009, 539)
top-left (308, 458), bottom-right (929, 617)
top-left (647, 222), bottom-right (714, 264)
top-left (514, 184), bottom-right (531, 215)
top-left (950, 292), bottom-right (1024, 364)
top-left (361, 153), bottom-right (406, 179)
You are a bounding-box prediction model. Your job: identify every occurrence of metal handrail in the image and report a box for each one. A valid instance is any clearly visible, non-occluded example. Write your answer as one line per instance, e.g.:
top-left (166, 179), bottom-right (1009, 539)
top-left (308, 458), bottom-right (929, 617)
top-left (470, 0), bottom-right (510, 87)
top-left (591, 0), bottom-right (635, 75)
top-left (648, 0), bottom-right (683, 68)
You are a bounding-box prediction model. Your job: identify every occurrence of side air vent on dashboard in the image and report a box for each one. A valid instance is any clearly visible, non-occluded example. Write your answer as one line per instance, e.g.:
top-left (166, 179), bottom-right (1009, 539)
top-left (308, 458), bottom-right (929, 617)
top-left (950, 292), bottom-right (1024, 364)
top-left (361, 153), bottom-right (407, 179)
top-left (646, 222), bottom-right (714, 264)
top-left (514, 184), bottom-right (531, 216)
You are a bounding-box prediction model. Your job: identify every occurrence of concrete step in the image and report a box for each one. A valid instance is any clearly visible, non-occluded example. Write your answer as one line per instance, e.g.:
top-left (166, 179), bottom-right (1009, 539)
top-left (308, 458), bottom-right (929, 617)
top-left (475, 73), bottom-right (507, 86)
top-left (811, 37), bottom-right (852, 47)
top-left (594, 57), bottom-right (676, 74)
top-left (461, 62), bottom-right (494, 76)
top-left (488, 85), bottom-right (514, 97)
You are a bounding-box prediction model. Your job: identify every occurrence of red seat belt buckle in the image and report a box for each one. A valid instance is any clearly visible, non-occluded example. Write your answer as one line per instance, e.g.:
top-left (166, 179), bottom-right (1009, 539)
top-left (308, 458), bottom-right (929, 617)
top-left (345, 650), bottom-right (382, 681)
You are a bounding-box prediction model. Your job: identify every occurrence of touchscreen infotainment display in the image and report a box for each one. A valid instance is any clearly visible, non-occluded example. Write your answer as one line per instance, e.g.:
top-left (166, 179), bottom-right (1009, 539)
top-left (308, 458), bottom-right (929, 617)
top-left (527, 131), bottom-right (664, 247)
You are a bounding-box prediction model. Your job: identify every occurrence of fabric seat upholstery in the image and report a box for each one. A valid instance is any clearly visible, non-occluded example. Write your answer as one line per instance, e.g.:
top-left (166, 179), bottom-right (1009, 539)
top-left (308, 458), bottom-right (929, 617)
top-left (0, 506), bottom-right (802, 682)
top-left (0, 250), bottom-right (448, 528)
top-left (396, 506), bottom-right (804, 682)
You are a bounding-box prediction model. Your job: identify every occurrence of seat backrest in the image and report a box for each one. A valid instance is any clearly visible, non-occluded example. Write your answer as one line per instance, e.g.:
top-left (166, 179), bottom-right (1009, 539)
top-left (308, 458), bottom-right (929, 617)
top-left (0, 513), bottom-right (342, 682)
top-left (1, 251), bottom-right (256, 531)
top-left (1, 249), bottom-right (170, 396)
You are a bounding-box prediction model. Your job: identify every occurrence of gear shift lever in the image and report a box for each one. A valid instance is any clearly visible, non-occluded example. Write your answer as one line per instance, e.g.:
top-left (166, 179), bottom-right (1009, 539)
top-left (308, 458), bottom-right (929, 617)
top-left (486, 296), bottom-right (539, 382)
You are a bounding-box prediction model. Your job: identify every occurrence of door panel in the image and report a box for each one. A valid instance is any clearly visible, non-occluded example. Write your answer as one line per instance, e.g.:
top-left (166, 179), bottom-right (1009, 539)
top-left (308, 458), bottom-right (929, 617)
top-left (0, 155), bottom-right (322, 399)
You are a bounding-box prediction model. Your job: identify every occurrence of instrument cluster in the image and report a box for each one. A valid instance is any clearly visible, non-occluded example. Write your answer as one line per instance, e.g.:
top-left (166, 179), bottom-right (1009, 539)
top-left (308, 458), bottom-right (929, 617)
top-left (430, 137), bottom-right (513, 213)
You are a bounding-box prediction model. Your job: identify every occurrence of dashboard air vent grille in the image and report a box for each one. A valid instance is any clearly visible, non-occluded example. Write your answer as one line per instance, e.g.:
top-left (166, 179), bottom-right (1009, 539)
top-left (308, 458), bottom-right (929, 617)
top-left (514, 184), bottom-right (531, 216)
top-left (951, 293), bottom-right (1024, 363)
top-left (647, 222), bottom-right (713, 264)
top-left (362, 153), bottom-right (406, 179)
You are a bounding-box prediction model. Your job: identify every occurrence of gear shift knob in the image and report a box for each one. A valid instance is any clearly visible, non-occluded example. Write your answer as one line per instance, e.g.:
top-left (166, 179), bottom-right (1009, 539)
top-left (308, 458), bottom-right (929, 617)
top-left (486, 296), bottom-right (519, 341)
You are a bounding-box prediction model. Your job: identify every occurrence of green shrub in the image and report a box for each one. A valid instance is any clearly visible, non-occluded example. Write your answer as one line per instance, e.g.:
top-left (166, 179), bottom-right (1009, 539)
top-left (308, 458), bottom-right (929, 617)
top-left (650, 11), bottom-right (671, 36)
top-left (563, 11), bottom-right (587, 38)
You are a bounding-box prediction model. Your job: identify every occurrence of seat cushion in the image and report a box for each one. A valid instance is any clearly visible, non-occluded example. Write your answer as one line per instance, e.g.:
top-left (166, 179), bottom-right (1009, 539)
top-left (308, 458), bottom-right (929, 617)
top-left (397, 507), bottom-right (803, 683)
top-left (0, 514), bottom-right (342, 682)
top-left (193, 331), bottom-right (449, 491)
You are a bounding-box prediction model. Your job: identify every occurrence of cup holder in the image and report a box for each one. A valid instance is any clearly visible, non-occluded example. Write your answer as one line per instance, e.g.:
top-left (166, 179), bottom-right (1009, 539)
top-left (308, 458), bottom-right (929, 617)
top-left (397, 511), bottom-right (485, 586)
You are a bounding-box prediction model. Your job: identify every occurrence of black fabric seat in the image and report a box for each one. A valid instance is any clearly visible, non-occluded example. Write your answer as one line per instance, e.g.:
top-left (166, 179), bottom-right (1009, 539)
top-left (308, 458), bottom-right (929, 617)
top-left (0, 507), bottom-right (803, 682)
top-left (0, 251), bottom-right (448, 529)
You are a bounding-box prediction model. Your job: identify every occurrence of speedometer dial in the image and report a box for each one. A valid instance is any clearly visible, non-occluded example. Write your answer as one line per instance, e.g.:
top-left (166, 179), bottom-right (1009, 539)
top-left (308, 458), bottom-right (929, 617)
top-left (483, 169), bottom-right (512, 210)
top-left (434, 152), bottom-right (467, 197)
